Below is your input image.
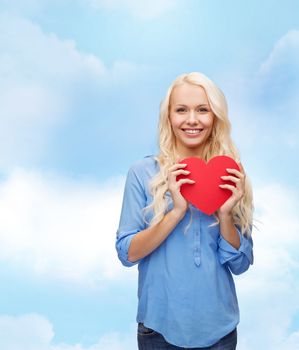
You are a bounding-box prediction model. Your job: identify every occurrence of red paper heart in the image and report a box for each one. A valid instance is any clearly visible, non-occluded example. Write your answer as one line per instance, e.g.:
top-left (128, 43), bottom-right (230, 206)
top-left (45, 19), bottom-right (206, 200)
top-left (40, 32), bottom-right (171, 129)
top-left (176, 156), bottom-right (240, 215)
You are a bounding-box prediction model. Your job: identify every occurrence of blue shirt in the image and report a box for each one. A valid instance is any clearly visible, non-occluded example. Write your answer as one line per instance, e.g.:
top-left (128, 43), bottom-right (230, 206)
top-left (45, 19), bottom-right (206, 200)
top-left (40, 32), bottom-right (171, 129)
top-left (115, 155), bottom-right (254, 348)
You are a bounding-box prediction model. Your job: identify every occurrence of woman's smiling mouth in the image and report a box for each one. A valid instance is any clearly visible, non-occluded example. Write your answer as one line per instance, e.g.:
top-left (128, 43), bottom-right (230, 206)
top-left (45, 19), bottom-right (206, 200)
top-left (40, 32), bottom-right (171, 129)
top-left (181, 128), bottom-right (204, 135)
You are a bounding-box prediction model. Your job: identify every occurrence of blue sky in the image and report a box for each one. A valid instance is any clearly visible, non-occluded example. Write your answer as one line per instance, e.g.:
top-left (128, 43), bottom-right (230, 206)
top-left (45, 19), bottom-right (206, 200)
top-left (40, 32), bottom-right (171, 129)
top-left (0, 1), bottom-right (299, 349)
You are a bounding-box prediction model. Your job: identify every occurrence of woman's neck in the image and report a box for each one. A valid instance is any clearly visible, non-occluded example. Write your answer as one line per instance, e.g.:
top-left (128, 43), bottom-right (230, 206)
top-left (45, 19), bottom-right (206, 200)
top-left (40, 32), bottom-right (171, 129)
top-left (175, 147), bottom-right (205, 161)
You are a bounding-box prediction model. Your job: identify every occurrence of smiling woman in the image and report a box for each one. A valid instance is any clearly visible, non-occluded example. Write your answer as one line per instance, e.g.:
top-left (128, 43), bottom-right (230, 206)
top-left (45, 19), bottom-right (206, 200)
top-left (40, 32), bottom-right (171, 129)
top-left (115, 72), bottom-right (254, 350)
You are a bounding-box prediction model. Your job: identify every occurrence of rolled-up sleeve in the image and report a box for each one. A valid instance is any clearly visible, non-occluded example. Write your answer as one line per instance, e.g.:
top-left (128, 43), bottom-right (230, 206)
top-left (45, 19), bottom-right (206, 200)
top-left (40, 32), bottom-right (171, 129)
top-left (115, 165), bottom-right (147, 267)
top-left (217, 225), bottom-right (254, 275)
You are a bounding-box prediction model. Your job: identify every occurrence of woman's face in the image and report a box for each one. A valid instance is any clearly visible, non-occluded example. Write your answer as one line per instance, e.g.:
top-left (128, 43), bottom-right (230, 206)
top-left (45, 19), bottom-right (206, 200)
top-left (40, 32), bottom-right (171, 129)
top-left (169, 83), bottom-right (214, 157)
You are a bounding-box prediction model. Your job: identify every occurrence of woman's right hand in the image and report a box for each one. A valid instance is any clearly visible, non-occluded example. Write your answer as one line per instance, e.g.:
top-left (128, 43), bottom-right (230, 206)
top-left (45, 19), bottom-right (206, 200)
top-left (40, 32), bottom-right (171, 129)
top-left (167, 163), bottom-right (195, 219)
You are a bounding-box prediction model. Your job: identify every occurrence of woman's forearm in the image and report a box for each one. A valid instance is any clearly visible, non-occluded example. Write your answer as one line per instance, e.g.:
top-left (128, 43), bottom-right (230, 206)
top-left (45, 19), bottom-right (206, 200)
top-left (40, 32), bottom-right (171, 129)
top-left (128, 209), bottom-right (184, 262)
top-left (218, 213), bottom-right (241, 249)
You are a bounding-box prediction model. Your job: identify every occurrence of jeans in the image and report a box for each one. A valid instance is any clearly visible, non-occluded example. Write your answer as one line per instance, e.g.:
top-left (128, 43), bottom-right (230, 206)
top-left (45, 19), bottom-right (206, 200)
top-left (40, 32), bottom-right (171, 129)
top-left (137, 322), bottom-right (237, 350)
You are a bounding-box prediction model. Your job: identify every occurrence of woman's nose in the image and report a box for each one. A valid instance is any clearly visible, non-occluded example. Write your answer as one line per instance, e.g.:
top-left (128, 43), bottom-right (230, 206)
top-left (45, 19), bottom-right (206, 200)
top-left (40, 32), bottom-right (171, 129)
top-left (186, 110), bottom-right (198, 124)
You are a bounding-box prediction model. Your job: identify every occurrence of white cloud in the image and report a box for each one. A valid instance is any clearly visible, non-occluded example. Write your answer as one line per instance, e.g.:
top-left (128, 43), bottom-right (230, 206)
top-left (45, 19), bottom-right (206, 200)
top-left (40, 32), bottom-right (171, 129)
top-left (0, 12), bottom-right (153, 172)
top-left (235, 183), bottom-right (299, 350)
top-left (219, 30), bottom-right (299, 153)
top-left (259, 29), bottom-right (299, 76)
top-left (0, 313), bottom-right (137, 350)
top-left (0, 12), bottom-right (106, 95)
top-left (0, 12), bottom-right (107, 170)
top-left (86, 0), bottom-right (179, 20)
top-left (0, 0), bottom-right (44, 15)
top-left (256, 29), bottom-right (299, 111)
top-left (0, 168), bottom-right (138, 288)
top-left (0, 314), bottom-right (54, 350)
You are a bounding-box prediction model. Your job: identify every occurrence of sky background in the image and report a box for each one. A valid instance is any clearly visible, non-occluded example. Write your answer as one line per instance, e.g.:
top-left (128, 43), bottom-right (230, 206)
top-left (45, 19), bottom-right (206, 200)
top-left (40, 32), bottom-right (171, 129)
top-left (0, 0), bottom-right (299, 349)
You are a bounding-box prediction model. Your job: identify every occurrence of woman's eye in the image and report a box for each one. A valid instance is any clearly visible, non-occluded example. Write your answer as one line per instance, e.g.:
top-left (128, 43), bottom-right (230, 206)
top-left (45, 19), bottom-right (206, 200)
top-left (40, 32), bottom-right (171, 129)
top-left (175, 107), bottom-right (209, 113)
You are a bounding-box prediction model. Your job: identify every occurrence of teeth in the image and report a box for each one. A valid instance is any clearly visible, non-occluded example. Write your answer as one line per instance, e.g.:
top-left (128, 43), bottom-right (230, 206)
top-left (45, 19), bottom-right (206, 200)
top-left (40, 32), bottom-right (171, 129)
top-left (183, 129), bottom-right (202, 134)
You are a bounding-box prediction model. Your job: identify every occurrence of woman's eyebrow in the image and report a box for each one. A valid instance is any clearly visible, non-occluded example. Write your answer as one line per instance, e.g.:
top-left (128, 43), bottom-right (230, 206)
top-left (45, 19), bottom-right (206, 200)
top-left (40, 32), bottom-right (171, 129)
top-left (175, 103), bottom-right (209, 107)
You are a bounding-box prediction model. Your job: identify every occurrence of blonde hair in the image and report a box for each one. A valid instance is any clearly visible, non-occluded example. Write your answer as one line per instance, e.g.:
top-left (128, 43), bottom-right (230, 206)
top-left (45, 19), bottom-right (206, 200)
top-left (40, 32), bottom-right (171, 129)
top-left (143, 72), bottom-right (255, 238)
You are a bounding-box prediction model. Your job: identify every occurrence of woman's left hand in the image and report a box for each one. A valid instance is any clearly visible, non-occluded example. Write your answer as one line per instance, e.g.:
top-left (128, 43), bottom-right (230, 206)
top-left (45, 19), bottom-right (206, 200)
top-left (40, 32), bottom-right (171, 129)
top-left (216, 163), bottom-right (246, 217)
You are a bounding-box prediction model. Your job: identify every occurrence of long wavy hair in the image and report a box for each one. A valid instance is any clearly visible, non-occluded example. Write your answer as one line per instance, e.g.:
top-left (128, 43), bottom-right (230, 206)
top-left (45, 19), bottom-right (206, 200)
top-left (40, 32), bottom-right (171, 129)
top-left (142, 72), bottom-right (255, 238)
